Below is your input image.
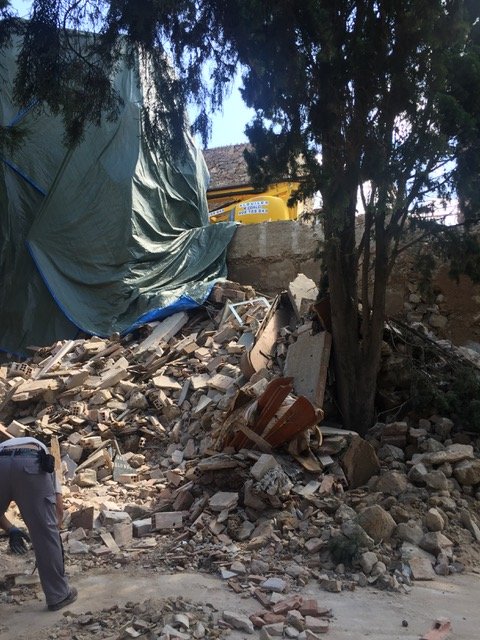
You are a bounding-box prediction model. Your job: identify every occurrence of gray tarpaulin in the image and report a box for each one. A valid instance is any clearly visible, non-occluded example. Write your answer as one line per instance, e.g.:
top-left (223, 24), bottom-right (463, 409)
top-left (0, 40), bottom-right (236, 355)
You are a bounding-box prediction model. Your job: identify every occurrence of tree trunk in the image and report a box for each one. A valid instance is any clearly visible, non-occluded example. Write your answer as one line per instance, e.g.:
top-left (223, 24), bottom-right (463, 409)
top-left (324, 200), bottom-right (389, 435)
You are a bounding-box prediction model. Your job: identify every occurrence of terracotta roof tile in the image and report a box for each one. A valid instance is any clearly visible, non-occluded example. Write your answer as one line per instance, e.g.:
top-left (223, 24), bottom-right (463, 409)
top-left (203, 144), bottom-right (251, 190)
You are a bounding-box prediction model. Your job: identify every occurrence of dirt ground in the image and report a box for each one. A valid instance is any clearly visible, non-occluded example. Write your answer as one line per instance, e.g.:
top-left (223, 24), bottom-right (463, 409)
top-left (1, 562), bottom-right (479, 640)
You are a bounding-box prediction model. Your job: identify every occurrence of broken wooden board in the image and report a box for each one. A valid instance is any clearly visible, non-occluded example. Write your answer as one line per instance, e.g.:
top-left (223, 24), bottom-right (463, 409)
top-left (135, 312), bottom-right (188, 354)
top-left (265, 397), bottom-right (321, 448)
top-left (35, 340), bottom-right (78, 379)
top-left (230, 377), bottom-right (293, 451)
top-left (240, 294), bottom-right (294, 378)
top-left (100, 531), bottom-right (121, 554)
top-left (50, 436), bottom-right (63, 489)
top-left (312, 296), bottom-right (332, 332)
top-left (0, 423), bottom-right (14, 439)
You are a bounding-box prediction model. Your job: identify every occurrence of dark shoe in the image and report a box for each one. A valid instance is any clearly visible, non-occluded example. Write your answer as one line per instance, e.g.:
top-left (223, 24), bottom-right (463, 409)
top-left (47, 587), bottom-right (78, 611)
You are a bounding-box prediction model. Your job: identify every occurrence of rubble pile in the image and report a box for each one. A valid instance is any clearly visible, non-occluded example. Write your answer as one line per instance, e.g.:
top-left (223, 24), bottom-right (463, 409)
top-left (38, 596), bottom-right (225, 640)
top-left (32, 593), bottom-right (334, 640)
top-left (1, 277), bottom-right (480, 624)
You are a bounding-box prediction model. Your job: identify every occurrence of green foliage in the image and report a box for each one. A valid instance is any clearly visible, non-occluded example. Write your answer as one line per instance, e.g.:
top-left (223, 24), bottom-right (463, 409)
top-left (413, 252), bottom-right (437, 302)
top-left (410, 358), bottom-right (480, 433)
top-left (0, 122), bottom-right (28, 152)
top-left (328, 533), bottom-right (362, 566)
top-left (409, 368), bottom-right (450, 418)
top-left (446, 369), bottom-right (480, 432)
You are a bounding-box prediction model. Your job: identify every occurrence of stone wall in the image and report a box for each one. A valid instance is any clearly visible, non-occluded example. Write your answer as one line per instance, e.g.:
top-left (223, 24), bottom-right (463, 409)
top-left (227, 221), bottom-right (480, 347)
top-left (227, 220), bottom-right (323, 294)
top-left (386, 255), bottom-right (480, 347)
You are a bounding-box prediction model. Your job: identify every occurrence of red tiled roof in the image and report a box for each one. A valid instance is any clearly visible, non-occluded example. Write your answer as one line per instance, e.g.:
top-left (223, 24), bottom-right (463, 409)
top-left (203, 144), bottom-right (251, 191)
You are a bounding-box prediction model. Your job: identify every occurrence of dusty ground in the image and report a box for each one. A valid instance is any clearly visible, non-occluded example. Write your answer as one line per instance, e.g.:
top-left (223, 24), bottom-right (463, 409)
top-left (1, 559), bottom-right (479, 640)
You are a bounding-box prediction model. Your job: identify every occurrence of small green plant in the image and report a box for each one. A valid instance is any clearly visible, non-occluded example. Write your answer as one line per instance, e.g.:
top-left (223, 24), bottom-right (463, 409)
top-left (410, 364), bottom-right (480, 433)
top-left (445, 369), bottom-right (480, 432)
top-left (328, 534), bottom-right (361, 566)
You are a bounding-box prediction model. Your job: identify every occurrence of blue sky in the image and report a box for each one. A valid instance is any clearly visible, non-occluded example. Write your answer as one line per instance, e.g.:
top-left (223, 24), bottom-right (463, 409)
top-left (203, 82), bottom-right (254, 149)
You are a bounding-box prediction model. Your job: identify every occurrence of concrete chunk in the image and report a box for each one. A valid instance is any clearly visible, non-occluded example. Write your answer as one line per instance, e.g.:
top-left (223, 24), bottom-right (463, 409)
top-left (288, 273), bottom-right (318, 318)
top-left (341, 436), bottom-right (380, 489)
top-left (100, 510), bottom-right (132, 528)
top-left (209, 491), bottom-right (239, 512)
top-left (132, 518), bottom-right (152, 537)
top-left (284, 330), bottom-right (331, 408)
top-left (153, 511), bottom-right (183, 530)
top-left (113, 522), bottom-right (133, 547)
top-left (261, 577), bottom-right (287, 593)
top-left (251, 454), bottom-right (280, 481)
top-left (222, 611), bottom-right (254, 634)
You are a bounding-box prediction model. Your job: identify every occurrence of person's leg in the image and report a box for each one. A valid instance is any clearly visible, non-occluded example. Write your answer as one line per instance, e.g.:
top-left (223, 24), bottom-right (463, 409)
top-left (10, 456), bottom-right (71, 607)
top-left (0, 457), bottom-right (13, 519)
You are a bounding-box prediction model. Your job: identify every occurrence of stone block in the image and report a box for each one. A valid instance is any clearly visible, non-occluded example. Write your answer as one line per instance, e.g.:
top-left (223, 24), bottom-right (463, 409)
top-left (356, 505), bottom-right (396, 542)
top-left (100, 510), bottom-right (132, 528)
top-left (70, 506), bottom-right (95, 530)
top-left (209, 491), bottom-right (239, 512)
top-left (305, 617), bottom-right (329, 634)
top-left (453, 459), bottom-right (480, 486)
top-left (132, 517), bottom-right (152, 537)
top-left (222, 611), bottom-right (254, 634)
top-left (261, 577), bottom-right (287, 593)
top-left (409, 556), bottom-right (435, 580)
top-left (113, 522), bottom-right (133, 547)
top-left (341, 436), bottom-right (380, 489)
top-left (65, 443), bottom-right (83, 463)
top-left (153, 511), bottom-right (183, 530)
top-left (374, 470), bottom-right (409, 496)
top-left (262, 622), bottom-right (284, 637)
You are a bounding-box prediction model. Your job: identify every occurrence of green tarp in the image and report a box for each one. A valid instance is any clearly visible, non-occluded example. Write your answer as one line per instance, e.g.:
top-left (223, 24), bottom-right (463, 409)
top-left (0, 41), bottom-right (236, 355)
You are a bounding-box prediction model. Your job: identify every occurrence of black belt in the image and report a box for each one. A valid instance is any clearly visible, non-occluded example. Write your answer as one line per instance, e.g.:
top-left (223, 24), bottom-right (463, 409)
top-left (0, 449), bottom-right (40, 457)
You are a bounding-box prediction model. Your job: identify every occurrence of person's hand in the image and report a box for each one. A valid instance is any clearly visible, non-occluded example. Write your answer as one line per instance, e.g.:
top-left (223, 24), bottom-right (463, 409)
top-left (8, 527), bottom-right (30, 554)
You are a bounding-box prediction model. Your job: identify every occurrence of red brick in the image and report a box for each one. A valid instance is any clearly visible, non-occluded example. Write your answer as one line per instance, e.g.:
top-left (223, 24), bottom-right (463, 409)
top-left (271, 595), bottom-right (303, 615)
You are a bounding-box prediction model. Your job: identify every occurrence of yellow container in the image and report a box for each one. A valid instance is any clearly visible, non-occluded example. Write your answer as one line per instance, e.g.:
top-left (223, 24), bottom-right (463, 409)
top-left (209, 195), bottom-right (291, 224)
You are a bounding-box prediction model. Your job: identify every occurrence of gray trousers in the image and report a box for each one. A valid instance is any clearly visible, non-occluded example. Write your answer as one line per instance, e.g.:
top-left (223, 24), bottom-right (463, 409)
top-left (0, 453), bottom-right (70, 607)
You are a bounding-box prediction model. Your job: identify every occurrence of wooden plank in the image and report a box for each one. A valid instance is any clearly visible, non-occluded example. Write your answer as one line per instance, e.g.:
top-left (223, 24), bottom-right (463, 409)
top-left (265, 397), bottom-right (320, 448)
top-left (50, 436), bottom-right (62, 489)
top-left (35, 340), bottom-right (77, 379)
top-left (237, 424), bottom-right (273, 454)
top-left (240, 299), bottom-right (292, 378)
top-left (0, 423), bottom-right (14, 440)
top-left (136, 312), bottom-right (188, 354)
top-left (100, 531), bottom-right (121, 554)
